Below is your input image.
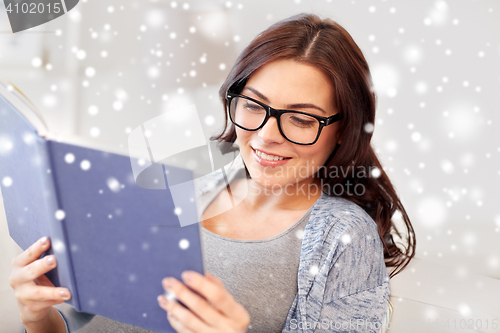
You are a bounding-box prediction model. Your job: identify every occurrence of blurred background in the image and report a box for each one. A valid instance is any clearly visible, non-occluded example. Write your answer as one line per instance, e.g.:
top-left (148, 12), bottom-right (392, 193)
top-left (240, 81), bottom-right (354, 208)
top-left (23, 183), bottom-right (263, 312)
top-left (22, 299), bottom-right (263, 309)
top-left (0, 0), bottom-right (499, 330)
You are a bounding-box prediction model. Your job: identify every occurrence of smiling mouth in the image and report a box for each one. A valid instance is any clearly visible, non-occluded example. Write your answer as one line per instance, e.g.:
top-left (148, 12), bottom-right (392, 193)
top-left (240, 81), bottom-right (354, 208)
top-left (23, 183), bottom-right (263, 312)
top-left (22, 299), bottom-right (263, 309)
top-left (252, 148), bottom-right (292, 161)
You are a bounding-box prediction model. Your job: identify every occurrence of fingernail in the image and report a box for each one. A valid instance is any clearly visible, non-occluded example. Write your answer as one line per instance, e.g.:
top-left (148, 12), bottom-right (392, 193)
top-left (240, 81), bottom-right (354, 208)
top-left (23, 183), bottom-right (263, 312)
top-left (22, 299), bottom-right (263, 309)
top-left (60, 290), bottom-right (70, 299)
top-left (40, 237), bottom-right (48, 246)
top-left (181, 271), bottom-right (195, 283)
top-left (46, 256), bottom-right (55, 265)
top-left (163, 277), bottom-right (173, 290)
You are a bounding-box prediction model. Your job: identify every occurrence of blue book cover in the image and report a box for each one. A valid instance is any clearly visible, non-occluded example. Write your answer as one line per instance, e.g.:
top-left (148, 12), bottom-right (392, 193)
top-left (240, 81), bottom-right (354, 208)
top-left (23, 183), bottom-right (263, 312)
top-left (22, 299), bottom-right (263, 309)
top-left (0, 82), bottom-right (205, 333)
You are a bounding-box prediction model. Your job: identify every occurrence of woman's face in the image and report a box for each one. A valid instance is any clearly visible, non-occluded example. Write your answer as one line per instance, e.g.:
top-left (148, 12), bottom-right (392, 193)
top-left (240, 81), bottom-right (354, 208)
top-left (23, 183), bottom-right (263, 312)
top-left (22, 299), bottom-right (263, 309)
top-left (235, 59), bottom-right (341, 190)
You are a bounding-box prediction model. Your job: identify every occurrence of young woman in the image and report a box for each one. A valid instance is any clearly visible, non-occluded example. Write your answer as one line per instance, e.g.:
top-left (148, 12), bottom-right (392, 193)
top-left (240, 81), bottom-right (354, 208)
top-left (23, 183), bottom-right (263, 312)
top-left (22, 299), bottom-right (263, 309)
top-left (10, 13), bottom-right (415, 333)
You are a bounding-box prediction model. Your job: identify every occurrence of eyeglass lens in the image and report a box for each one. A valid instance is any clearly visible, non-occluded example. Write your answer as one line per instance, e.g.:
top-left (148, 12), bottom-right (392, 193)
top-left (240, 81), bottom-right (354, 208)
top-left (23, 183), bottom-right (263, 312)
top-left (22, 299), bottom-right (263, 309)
top-left (229, 96), bottom-right (320, 144)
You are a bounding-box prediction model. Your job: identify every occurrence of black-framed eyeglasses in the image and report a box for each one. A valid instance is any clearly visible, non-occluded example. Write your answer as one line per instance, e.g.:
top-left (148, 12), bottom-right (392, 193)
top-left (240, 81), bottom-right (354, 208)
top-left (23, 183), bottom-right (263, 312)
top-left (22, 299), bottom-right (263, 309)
top-left (226, 92), bottom-right (342, 145)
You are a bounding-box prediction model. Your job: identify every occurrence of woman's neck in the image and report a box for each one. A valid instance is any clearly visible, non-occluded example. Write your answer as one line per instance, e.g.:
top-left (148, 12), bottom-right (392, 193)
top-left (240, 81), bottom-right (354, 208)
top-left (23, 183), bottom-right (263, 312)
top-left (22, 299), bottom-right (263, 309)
top-left (234, 176), bottom-right (323, 214)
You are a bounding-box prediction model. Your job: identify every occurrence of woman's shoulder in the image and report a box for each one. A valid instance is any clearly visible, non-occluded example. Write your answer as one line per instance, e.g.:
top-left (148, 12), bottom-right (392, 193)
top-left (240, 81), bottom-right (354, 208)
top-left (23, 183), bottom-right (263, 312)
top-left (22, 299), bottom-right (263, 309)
top-left (302, 194), bottom-right (389, 303)
top-left (314, 194), bottom-right (375, 225)
top-left (311, 194), bottom-right (379, 241)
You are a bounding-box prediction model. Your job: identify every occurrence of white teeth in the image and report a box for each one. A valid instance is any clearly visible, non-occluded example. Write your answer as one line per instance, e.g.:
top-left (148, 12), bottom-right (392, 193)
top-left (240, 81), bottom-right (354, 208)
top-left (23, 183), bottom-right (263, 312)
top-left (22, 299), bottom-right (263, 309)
top-left (254, 149), bottom-right (285, 161)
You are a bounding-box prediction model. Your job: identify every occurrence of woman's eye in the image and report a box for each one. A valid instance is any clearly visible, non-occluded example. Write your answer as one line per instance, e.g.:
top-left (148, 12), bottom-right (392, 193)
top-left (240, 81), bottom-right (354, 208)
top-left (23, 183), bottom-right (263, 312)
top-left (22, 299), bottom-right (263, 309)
top-left (244, 102), bottom-right (264, 111)
top-left (290, 116), bottom-right (315, 127)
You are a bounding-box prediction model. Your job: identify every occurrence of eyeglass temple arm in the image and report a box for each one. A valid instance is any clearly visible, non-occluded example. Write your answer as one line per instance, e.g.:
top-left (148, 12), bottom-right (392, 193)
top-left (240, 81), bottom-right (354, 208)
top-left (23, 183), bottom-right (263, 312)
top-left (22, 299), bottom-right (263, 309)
top-left (324, 113), bottom-right (342, 126)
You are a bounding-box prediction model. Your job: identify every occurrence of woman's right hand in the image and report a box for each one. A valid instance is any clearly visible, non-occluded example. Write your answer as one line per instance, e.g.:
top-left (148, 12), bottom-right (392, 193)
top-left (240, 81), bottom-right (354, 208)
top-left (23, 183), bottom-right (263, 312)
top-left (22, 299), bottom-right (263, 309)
top-left (9, 236), bottom-right (71, 332)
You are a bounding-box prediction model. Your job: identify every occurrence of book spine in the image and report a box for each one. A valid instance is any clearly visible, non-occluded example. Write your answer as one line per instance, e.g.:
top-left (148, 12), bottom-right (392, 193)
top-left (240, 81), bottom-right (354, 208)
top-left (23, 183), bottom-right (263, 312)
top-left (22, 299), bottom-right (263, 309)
top-left (38, 139), bottom-right (80, 310)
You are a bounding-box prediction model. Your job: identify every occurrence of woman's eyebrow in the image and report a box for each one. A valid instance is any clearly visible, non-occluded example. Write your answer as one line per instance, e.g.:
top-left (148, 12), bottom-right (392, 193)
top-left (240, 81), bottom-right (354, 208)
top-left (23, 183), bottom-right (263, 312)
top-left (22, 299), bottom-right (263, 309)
top-left (285, 103), bottom-right (326, 114)
top-left (244, 86), bottom-right (326, 114)
top-left (244, 86), bottom-right (270, 103)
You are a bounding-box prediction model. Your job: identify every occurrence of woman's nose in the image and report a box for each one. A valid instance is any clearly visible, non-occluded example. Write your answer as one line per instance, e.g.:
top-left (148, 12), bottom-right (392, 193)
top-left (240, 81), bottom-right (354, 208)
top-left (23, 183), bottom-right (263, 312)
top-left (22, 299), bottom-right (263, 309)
top-left (257, 116), bottom-right (285, 144)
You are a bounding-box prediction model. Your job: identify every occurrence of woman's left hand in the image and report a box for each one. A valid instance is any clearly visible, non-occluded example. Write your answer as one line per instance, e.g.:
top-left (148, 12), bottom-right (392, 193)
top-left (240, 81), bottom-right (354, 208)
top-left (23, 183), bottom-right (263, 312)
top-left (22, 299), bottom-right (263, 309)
top-left (157, 270), bottom-right (250, 333)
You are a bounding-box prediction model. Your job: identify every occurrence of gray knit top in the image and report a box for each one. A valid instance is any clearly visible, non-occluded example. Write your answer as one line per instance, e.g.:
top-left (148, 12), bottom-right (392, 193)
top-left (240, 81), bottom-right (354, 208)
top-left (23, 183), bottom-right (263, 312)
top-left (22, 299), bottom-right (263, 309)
top-left (201, 204), bottom-right (312, 332)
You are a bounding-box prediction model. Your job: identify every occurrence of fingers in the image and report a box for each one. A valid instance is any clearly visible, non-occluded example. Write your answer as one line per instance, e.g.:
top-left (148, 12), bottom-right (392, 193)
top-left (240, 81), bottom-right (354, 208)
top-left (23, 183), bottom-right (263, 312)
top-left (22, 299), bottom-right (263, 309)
top-left (157, 295), bottom-right (210, 333)
top-left (35, 274), bottom-right (56, 288)
top-left (167, 312), bottom-right (196, 333)
top-left (160, 277), bottom-right (225, 328)
top-left (12, 237), bottom-right (50, 268)
top-left (16, 285), bottom-right (71, 308)
top-left (181, 271), bottom-right (249, 326)
top-left (205, 271), bottom-right (224, 287)
top-left (13, 255), bottom-right (57, 286)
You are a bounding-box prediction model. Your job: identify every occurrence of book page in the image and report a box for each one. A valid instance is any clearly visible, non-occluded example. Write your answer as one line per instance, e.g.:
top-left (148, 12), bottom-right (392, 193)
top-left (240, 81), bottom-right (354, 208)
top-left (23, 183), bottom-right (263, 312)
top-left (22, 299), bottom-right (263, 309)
top-left (0, 79), bottom-right (49, 137)
top-left (0, 79), bottom-right (143, 159)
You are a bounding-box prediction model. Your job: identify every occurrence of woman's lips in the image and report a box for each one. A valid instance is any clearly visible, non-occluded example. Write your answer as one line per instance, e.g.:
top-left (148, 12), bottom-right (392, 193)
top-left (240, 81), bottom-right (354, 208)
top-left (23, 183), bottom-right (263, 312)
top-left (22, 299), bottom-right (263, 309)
top-left (252, 147), bottom-right (290, 159)
top-left (251, 148), bottom-right (291, 167)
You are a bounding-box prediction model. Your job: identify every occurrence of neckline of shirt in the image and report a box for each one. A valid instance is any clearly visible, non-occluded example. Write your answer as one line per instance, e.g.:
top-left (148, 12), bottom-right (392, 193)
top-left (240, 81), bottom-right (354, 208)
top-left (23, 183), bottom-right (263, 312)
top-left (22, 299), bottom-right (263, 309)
top-left (201, 203), bottom-right (315, 243)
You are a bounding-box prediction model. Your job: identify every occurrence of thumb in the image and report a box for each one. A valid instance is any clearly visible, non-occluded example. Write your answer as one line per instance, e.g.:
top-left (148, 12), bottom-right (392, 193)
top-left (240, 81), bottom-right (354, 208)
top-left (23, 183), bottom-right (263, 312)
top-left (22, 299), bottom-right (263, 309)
top-left (205, 271), bottom-right (224, 286)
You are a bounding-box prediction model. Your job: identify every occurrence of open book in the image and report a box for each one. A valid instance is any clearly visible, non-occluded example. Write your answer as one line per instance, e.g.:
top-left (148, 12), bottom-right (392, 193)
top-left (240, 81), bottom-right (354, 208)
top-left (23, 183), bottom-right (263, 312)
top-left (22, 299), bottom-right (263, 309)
top-left (0, 80), bottom-right (226, 332)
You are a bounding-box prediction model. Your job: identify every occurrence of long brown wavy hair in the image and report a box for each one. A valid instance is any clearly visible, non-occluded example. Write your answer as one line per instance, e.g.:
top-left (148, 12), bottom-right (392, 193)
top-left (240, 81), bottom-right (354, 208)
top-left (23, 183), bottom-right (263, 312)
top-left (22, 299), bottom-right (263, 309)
top-left (212, 13), bottom-right (415, 278)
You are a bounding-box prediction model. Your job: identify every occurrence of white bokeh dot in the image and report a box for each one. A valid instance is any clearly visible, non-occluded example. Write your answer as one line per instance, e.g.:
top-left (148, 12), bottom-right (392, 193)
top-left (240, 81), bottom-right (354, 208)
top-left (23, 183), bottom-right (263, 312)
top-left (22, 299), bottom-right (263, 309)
top-left (107, 178), bottom-right (121, 193)
top-left (387, 88), bottom-right (398, 98)
top-left (309, 265), bottom-right (319, 276)
top-left (88, 105), bottom-right (99, 115)
top-left (204, 115), bottom-right (215, 126)
top-left (148, 66), bottom-right (160, 79)
top-left (32, 57), bottom-right (42, 68)
top-left (55, 210), bottom-right (66, 220)
top-left (90, 127), bottom-right (100, 137)
top-left (417, 197), bottom-right (447, 228)
top-left (458, 303), bottom-right (471, 316)
top-left (371, 167), bottom-right (381, 178)
top-left (0, 137), bottom-right (13, 155)
top-left (179, 239), bottom-right (189, 250)
top-left (403, 45), bottom-right (423, 64)
top-left (341, 234), bottom-right (352, 244)
top-left (2, 176), bottom-right (13, 187)
top-left (441, 160), bottom-right (454, 174)
top-left (52, 239), bottom-right (66, 253)
top-left (85, 67), bottom-right (96, 77)
top-left (415, 81), bottom-right (428, 94)
top-left (42, 94), bottom-right (58, 108)
top-left (76, 50), bottom-right (86, 60)
top-left (113, 101), bottom-right (123, 111)
top-left (64, 153), bottom-right (75, 164)
top-left (364, 123), bottom-right (374, 133)
top-left (295, 229), bottom-right (304, 240)
top-left (80, 160), bottom-right (91, 171)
